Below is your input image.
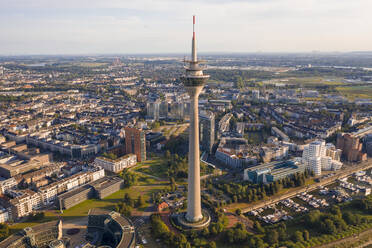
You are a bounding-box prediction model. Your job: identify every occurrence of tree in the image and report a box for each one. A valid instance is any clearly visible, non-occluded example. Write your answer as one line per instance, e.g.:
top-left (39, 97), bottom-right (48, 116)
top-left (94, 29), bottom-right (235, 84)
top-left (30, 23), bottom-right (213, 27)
top-left (115, 202), bottom-right (132, 217)
top-left (255, 237), bottom-right (266, 248)
top-left (120, 169), bottom-right (138, 187)
top-left (265, 229), bottom-right (279, 245)
top-left (278, 223), bottom-right (287, 241)
top-left (321, 219), bottom-right (336, 234)
top-left (165, 150), bottom-right (171, 159)
top-left (202, 228), bottom-right (210, 237)
top-left (303, 230), bottom-right (310, 241)
top-left (254, 221), bottom-right (265, 234)
top-left (207, 241), bottom-right (217, 248)
top-left (150, 214), bottom-right (170, 239)
top-left (293, 231), bottom-right (304, 243)
top-left (235, 208), bottom-right (242, 216)
top-left (136, 195), bottom-right (145, 208)
top-left (170, 177), bottom-right (177, 192)
top-left (0, 223), bottom-right (9, 241)
top-left (343, 212), bottom-right (359, 225)
top-left (330, 205), bottom-right (342, 218)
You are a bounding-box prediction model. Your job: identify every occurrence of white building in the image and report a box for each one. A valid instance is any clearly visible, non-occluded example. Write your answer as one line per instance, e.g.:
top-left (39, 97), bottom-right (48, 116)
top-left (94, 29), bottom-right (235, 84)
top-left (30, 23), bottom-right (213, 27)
top-left (38, 166), bottom-right (104, 206)
top-left (252, 90), bottom-right (260, 99)
top-left (216, 148), bottom-right (257, 168)
top-left (9, 189), bottom-right (43, 219)
top-left (309, 157), bottom-right (322, 176)
top-left (0, 208), bottom-right (9, 223)
top-left (302, 140), bottom-right (343, 176)
top-left (0, 177), bottom-right (17, 194)
top-left (94, 154), bottom-right (137, 173)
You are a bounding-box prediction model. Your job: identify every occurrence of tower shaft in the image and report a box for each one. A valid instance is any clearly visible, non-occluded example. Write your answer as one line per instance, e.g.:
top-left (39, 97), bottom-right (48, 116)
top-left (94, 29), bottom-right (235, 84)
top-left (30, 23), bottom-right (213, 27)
top-left (186, 86), bottom-right (203, 222)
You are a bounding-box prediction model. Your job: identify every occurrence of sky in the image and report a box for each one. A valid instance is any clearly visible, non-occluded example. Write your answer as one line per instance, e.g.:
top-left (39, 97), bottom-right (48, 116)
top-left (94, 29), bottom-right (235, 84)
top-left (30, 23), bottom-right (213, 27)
top-left (0, 0), bottom-right (371, 55)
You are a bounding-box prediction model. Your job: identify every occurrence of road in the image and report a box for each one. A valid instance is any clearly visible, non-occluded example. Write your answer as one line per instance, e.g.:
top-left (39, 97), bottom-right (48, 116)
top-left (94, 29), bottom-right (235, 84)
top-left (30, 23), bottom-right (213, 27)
top-left (239, 159), bottom-right (372, 213)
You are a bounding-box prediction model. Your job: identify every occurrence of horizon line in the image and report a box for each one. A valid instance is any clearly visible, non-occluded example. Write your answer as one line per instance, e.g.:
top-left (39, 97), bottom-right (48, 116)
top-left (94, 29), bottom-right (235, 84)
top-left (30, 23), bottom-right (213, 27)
top-left (1, 50), bottom-right (372, 57)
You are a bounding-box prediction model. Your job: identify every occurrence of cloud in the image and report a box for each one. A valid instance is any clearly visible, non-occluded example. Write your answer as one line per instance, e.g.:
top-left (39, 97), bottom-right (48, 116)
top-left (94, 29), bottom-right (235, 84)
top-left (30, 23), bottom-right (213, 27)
top-left (0, 0), bottom-right (371, 54)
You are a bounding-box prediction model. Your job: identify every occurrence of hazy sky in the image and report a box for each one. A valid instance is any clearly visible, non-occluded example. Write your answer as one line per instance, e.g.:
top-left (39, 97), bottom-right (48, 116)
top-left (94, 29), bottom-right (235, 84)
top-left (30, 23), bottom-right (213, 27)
top-left (1, 0), bottom-right (371, 55)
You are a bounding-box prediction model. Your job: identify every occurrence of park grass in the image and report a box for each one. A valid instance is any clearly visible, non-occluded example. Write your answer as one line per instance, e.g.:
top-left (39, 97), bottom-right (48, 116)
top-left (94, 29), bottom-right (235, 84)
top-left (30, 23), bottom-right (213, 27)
top-left (134, 156), bottom-right (168, 179)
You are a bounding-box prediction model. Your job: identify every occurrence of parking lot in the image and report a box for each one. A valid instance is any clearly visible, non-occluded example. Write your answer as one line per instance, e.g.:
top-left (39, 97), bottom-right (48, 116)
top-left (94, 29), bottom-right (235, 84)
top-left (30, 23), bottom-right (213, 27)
top-left (247, 169), bottom-right (372, 225)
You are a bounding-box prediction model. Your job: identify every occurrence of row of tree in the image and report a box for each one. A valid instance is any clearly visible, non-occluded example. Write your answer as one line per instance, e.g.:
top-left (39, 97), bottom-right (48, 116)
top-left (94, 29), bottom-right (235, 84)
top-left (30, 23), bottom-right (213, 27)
top-left (211, 172), bottom-right (309, 204)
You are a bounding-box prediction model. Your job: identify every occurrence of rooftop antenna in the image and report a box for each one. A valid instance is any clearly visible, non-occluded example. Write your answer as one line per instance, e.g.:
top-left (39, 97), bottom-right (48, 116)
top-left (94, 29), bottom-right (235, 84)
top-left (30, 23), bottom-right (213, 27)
top-left (192, 15), bottom-right (197, 62)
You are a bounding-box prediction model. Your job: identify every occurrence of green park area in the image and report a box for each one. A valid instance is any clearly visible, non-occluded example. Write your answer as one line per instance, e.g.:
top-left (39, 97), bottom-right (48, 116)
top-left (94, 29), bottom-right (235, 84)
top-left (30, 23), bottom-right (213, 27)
top-left (134, 155), bottom-right (216, 181)
top-left (134, 156), bottom-right (169, 179)
top-left (336, 85), bottom-right (372, 100)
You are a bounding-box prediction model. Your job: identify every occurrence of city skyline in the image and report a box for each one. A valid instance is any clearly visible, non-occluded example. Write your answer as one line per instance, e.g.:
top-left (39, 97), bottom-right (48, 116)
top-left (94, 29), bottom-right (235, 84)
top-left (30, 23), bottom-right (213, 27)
top-left (1, 0), bottom-right (372, 55)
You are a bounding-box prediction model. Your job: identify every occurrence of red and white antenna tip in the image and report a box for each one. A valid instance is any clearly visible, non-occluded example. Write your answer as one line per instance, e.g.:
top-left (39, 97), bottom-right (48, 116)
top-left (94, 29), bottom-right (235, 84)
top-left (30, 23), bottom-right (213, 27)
top-left (192, 15), bottom-right (196, 40)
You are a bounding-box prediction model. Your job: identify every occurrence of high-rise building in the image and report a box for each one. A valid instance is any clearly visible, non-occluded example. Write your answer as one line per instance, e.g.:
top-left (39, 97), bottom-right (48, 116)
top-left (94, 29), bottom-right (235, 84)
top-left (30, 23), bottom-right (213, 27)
top-left (302, 140), bottom-right (342, 176)
top-left (168, 102), bottom-right (186, 120)
top-left (337, 133), bottom-right (367, 162)
top-left (252, 90), bottom-right (260, 99)
top-left (124, 127), bottom-right (146, 162)
top-left (309, 157), bottom-right (322, 176)
top-left (146, 100), bottom-right (160, 120)
top-left (199, 111), bottom-right (215, 154)
top-left (159, 101), bottom-right (168, 120)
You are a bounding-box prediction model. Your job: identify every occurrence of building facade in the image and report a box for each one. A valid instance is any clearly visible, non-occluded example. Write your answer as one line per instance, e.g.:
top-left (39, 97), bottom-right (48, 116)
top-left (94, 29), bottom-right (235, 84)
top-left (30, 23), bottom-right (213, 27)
top-left (124, 127), bottom-right (146, 162)
top-left (94, 154), bottom-right (137, 173)
top-left (337, 133), bottom-right (367, 162)
top-left (302, 140), bottom-right (342, 176)
top-left (199, 111), bottom-right (215, 154)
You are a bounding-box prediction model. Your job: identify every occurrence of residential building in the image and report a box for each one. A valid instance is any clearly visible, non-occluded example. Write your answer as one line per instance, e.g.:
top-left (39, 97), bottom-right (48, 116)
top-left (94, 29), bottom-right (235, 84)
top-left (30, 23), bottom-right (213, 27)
top-left (260, 145), bottom-right (289, 163)
top-left (38, 167), bottom-right (104, 206)
top-left (302, 140), bottom-right (343, 176)
top-left (9, 189), bottom-right (43, 219)
top-left (337, 133), bottom-right (367, 162)
top-left (199, 111), bottom-right (215, 154)
top-left (0, 207), bottom-right (9, 223)
top-left (124, 127), bottom-right (146, 162)
top-left (146, 100), bottom-right (160, 120)
top-left (94, 153), bottom-right (137, 173)
top-left (0, 177), bottom-right (17, 194)
top-left (0, 220), bottom-right (63, 248)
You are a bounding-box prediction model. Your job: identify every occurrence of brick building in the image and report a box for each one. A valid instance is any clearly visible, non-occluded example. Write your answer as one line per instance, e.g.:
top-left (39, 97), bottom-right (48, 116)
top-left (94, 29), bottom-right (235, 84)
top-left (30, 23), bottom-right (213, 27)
top-left (124, 127), bottom-right (146, 162)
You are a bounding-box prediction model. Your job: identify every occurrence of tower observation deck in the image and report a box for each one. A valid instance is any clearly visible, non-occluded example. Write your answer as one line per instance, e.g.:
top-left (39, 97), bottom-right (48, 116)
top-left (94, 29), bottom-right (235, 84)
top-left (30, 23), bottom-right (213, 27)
top-left (182, 15), bottom-right (210, 87)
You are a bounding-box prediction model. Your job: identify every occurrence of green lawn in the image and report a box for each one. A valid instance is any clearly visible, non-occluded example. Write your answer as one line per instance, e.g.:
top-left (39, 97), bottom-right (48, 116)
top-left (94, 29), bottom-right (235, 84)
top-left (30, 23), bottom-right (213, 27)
top-left (134, 157), bottom-right (169, 179)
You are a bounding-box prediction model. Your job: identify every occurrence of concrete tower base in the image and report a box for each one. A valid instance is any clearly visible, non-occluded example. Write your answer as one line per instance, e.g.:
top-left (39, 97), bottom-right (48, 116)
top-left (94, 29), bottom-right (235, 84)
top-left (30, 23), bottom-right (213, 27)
top-left (174, 209), bottom-right (211, 230)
